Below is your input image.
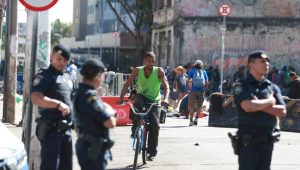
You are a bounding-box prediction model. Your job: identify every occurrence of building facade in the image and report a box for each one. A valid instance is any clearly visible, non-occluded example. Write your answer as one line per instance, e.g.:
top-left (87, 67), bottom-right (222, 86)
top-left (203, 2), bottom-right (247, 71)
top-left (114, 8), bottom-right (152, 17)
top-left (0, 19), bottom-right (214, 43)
top-left (65, 0), bottom-right (141, 69)
top-left (152, 0), bottom-right (300, 77)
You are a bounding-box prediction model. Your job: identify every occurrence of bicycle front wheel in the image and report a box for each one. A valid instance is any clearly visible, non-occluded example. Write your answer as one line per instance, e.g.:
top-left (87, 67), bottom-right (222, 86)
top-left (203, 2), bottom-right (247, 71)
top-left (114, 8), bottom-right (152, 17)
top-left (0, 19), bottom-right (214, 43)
top-left (133, 128), bottom-right (141, 170)
top-left (142, 124), bottom-right (149, 164)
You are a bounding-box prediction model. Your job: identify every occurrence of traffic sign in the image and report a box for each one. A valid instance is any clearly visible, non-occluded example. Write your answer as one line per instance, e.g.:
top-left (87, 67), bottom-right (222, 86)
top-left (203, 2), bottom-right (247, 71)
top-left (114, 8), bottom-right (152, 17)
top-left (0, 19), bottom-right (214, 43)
top-left (19, 0), bottom-right (59, 11)
top-left (219, 4), bottom-right (231, 17)
top-left (112, 31), bottom-right (120, 39)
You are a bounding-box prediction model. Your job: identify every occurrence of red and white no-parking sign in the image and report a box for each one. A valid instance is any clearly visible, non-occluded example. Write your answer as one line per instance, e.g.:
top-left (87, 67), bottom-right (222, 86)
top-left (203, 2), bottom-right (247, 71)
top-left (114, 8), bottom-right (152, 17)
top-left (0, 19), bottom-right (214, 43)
top-left (219, 4), bottom-right (231, 17)
top-left (19, 0), bottom-right (59, 11)
top-left (112, 31), bottom-right (120, 39)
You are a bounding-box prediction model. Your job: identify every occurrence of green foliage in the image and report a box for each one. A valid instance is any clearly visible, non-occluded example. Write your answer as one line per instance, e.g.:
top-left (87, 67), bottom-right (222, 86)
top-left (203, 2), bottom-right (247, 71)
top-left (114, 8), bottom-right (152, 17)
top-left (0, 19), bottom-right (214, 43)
top-left (106, 0), bottom-right (153, 65)
top-left (51, 19), bottom-right (72, 48)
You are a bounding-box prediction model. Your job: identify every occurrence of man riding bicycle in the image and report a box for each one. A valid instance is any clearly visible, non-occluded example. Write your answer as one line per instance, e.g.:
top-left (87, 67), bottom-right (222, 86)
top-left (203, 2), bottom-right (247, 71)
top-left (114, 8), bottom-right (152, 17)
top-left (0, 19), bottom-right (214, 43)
top-left (117, 52), bottom-right (169, 161)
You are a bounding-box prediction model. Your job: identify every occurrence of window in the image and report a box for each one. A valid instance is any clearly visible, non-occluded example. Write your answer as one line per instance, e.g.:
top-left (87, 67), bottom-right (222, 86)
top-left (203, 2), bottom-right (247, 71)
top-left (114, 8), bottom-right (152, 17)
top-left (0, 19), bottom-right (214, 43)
top-left (110, 21), bottom-right (114, 31)
top-left (167, 0), bottom-right (172, 8)
top-left (74, 25), bottom-right (79, 37)
top-left (115, 21), bottom-right (118, 31)
top-left (75, 7), bottom-right (80, 17)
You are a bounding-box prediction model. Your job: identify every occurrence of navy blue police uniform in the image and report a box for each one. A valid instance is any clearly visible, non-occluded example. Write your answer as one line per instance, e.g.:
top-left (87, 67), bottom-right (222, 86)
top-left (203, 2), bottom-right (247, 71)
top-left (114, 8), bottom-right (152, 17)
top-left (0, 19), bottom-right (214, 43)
top-left (72, 59), bottom-right (114, 170)
top-left (233, 51), bottom-right (286, 170)
top-left (32, 44), bottom-right (74, 170)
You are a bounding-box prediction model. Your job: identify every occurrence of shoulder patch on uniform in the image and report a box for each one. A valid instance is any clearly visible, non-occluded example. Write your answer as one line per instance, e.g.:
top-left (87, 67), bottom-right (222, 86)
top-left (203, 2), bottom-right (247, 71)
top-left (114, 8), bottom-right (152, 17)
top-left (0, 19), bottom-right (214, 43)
top-left (33, 77), bottom-right (41, 86)
top-left (93, 100), bottom-right (104, 112)
top-left (233, 82), bottom-right (242, 87)
top-left (35, 75), bottom-right (44, 79)
top-left (86, 95), bottom-right (97, 104)
top-left (234, 85), bottom-right (243, 95)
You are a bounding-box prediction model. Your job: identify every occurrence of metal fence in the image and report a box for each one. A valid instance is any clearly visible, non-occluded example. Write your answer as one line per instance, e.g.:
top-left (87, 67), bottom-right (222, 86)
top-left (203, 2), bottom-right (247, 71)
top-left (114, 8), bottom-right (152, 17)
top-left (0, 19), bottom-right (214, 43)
top-left (76, 71), bottom-right (136, 96)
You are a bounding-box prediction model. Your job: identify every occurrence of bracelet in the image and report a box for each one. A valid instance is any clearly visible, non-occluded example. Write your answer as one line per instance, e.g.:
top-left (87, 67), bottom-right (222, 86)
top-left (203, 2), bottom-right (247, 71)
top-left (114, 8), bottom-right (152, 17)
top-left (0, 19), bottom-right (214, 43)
top-left (56, 102), bottom-right (61, 109)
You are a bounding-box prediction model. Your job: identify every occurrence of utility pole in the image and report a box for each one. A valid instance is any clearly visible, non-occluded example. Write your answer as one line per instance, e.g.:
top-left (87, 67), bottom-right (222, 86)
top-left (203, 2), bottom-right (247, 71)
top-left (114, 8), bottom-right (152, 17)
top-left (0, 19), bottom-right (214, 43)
top-left (3, 0), bottom-right (18, 124)
top-left (27, 10), bottom-right (51, 169)
top-left (22, 9), bottom-right (34, 142)
top-left (3, 0), bottom-right (10, 122)
top-left (0, 0), bottom-right (4, 76)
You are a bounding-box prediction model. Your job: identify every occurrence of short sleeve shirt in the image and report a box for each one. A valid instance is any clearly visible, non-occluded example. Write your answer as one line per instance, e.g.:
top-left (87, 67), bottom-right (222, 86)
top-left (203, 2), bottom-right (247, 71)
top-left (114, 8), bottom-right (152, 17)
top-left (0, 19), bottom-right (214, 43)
top-left (187, 69), bottom-right (208, 92)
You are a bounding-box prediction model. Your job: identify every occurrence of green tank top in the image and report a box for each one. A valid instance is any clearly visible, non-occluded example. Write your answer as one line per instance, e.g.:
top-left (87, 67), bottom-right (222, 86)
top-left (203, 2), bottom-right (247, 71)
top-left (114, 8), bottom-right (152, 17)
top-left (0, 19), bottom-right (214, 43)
top-left (137, 66), bottom-right (161, 102)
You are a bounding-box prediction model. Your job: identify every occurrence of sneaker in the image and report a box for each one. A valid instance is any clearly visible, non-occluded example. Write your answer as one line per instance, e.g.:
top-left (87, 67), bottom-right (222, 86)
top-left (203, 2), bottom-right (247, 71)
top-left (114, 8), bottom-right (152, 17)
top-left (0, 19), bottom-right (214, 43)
top-left (130, 134), bottom-right (134, 139)
top-left (189, 121), bottom-right (194, 126)
top-left (147, 155), bottom-right (156, 161)
top-left (194, 118), bottom-right (198, 126)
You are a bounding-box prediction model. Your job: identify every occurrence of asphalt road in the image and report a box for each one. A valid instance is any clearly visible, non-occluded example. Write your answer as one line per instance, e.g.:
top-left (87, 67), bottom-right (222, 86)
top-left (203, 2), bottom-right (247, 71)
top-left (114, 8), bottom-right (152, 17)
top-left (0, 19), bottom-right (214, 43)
top-left (107, 117), bottom-right (300, 170)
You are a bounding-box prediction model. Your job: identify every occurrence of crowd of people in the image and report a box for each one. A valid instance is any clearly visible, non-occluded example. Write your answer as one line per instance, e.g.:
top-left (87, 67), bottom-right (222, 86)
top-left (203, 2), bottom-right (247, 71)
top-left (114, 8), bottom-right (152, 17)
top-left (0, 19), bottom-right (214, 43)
top-left (164, 63), bottom-right (300, 104)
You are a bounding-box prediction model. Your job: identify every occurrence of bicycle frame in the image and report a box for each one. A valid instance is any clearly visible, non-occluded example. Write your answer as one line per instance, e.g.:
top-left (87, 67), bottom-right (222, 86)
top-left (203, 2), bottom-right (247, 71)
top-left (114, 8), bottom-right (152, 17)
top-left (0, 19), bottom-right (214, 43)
top-left (119, 101), bottom-right (159, 150)
top-left (133, 114), bottom-right (149, 150)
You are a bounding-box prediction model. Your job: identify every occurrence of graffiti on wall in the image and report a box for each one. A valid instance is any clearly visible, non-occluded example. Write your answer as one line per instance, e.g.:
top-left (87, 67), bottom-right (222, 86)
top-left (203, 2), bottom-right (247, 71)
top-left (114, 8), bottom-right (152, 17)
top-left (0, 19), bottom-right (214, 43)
top-left (181, 0), bottom-right (210, 17)
top-left (181, 25), bottom-right (300, 75)
top-left (37, 32), bottom-right (50, 69)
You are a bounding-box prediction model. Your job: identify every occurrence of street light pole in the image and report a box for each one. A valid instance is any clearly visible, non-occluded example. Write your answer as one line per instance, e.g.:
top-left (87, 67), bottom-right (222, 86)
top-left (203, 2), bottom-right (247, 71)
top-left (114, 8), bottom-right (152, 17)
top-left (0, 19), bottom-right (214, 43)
top-left (220, 16), bottom-right (226, 94)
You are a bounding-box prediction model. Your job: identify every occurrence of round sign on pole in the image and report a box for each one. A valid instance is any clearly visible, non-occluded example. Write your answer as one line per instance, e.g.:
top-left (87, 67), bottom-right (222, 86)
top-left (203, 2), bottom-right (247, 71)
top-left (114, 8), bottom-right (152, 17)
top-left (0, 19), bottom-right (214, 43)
top-left (19, 0), bottom-right (59, 11)
top-left (219, 4), bottom-right (231, 17)
top-left (112, 31), bottom-right (120, 39)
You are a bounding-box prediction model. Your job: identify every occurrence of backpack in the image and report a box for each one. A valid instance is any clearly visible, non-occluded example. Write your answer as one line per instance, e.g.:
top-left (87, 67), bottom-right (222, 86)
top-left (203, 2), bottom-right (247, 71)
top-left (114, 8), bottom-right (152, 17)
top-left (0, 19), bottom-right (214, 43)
top-left (192, 69), bottom-right (205, 88)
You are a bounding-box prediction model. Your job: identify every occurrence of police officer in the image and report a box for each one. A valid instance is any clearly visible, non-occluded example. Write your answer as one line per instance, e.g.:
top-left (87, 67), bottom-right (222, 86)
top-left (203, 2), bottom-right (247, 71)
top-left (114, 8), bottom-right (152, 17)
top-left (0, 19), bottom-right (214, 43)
top-left (31, 44), bottom-right (74, 170)
top-left (232, 50), bottom-right (287, 170)
top-left (72, 58), bottom-right (116, 170)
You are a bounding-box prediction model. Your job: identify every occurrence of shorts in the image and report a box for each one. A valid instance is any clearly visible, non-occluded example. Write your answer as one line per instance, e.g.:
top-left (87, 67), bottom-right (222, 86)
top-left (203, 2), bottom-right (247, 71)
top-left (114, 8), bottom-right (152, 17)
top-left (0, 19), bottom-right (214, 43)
top-left (188, 91), bottom-right (204, 110)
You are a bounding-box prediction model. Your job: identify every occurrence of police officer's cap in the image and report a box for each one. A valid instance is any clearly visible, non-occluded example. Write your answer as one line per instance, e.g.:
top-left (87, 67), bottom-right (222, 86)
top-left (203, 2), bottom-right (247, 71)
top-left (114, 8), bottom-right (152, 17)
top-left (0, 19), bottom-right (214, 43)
top-left (81, 58), bottom-right (106, 77)
top-left (52, 44), bottom-right (71, 60)
top-left (248, 50), bottom-right (269, 62)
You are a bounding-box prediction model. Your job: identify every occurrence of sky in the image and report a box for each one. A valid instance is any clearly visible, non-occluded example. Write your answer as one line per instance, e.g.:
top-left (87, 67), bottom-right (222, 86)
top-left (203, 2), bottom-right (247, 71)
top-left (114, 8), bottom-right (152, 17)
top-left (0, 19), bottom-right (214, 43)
top-left (17, 0), bottom-right (74, 23)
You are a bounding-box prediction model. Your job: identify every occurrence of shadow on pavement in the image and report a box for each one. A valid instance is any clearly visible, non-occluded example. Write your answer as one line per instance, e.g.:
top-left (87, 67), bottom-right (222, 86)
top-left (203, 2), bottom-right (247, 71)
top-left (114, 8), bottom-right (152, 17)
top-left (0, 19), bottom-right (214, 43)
top-left (108, 163), bottom-right (149, 170)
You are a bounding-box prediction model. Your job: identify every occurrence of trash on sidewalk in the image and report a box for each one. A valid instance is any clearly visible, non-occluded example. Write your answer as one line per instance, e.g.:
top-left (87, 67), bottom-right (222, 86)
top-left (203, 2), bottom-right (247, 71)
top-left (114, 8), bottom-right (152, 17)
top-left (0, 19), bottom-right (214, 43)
top-left (16, 93), bottom-right (23, 104)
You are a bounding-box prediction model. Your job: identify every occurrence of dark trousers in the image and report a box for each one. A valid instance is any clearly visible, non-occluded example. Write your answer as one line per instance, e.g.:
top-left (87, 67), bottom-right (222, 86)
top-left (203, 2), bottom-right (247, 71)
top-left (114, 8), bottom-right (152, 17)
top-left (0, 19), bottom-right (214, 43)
top-left (239, 144), bottom-right (273, 170)
top-left (39, 130), bottom-right (73, 170)
top-left (76, 139), bottom-right (109, 170)
top-left (213, 81), bottom-right (220, 93)
top-left (132, 94), bottom-right (161, 156)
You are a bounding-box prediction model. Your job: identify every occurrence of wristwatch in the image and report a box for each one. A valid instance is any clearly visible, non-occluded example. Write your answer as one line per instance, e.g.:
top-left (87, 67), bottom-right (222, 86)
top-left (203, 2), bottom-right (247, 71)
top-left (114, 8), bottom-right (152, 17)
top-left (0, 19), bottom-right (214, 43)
top-left (56, 102), bottom-right (61, 110)
top-left (114, 111), bottom-right (118, 118)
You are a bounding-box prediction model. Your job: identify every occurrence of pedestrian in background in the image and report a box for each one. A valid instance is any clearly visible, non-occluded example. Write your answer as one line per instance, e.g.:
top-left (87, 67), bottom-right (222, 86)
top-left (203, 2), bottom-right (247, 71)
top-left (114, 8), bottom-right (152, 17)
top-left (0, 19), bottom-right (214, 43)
top-left (174, 66), bottom-right (188, 105)
top-left (288, 72), bottom-right (300, 99)
top-left (17, 61), bottom-right (24, 94)
top-left (212, 64), bottom-right (220, 92)
top-left (67, 59), bottom-right (78, 88)
top-left (186, 60), bottom-right (208, 126)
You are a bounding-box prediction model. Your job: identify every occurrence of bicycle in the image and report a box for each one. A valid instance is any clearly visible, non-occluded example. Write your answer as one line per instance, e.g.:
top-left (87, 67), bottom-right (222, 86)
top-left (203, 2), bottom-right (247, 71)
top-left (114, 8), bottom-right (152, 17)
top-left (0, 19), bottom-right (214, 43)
top-left (120, 100), bottom-right (160, 170)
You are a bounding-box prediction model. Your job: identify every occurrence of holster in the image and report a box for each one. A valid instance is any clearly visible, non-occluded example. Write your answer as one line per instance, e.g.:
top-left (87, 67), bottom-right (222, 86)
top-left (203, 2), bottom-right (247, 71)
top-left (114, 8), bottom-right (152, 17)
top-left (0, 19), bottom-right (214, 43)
top-left (228, 132), bottom-right (239, 155)
top-left (35, 118), bottom-right (53, 141)
top-left (271, 128), bottom-right (281, 143)
top-left (55, 120), bottom-right (72, 132)
top-left (77, 131), bottom-right (114, 161)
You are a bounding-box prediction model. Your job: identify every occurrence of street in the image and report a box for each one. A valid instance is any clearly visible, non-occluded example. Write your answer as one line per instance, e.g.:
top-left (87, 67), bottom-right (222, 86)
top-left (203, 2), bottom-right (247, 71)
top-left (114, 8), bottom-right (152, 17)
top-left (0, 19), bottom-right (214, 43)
top-left (3, 114), bottom-right (300, 170)
top-left (108, 117), bottom-right (300, 170)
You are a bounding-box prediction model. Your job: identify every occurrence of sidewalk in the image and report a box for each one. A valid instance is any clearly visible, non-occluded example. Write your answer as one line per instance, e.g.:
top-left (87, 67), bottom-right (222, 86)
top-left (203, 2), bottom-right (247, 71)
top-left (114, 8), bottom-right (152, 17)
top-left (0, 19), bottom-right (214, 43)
top-left (4, 117), bottom-right (300, 170)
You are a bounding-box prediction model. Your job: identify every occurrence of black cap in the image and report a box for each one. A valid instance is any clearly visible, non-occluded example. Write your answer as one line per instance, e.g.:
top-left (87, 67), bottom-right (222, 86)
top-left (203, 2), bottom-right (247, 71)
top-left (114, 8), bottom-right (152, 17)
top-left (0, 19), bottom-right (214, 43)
top-left (248, 50), bottom-right (269, 62)
top-left (81, 58), bottom-right (106, 77)
top-left (52, 44), bottom-right (71, 60)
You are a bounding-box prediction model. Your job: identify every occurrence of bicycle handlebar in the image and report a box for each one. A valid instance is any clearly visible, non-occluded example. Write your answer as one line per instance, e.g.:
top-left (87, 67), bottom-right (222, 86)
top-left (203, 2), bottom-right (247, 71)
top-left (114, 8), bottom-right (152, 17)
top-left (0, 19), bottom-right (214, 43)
top-left (118, 100), bottom-right (160, 116)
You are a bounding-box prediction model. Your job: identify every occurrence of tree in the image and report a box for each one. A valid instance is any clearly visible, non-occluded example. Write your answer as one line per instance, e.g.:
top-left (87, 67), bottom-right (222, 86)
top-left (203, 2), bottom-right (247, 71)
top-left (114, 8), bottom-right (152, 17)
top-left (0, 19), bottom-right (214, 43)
top-left (105, 0), bottom-right (153, 65)
top-left (51, 19), bottom-right (72, 48)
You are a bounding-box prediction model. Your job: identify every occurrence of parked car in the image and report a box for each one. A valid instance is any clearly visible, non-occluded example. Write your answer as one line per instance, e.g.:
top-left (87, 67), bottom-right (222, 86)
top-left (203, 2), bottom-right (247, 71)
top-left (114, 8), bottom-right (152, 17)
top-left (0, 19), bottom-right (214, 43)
top-left (0, 122), bottom-right (29, 170)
